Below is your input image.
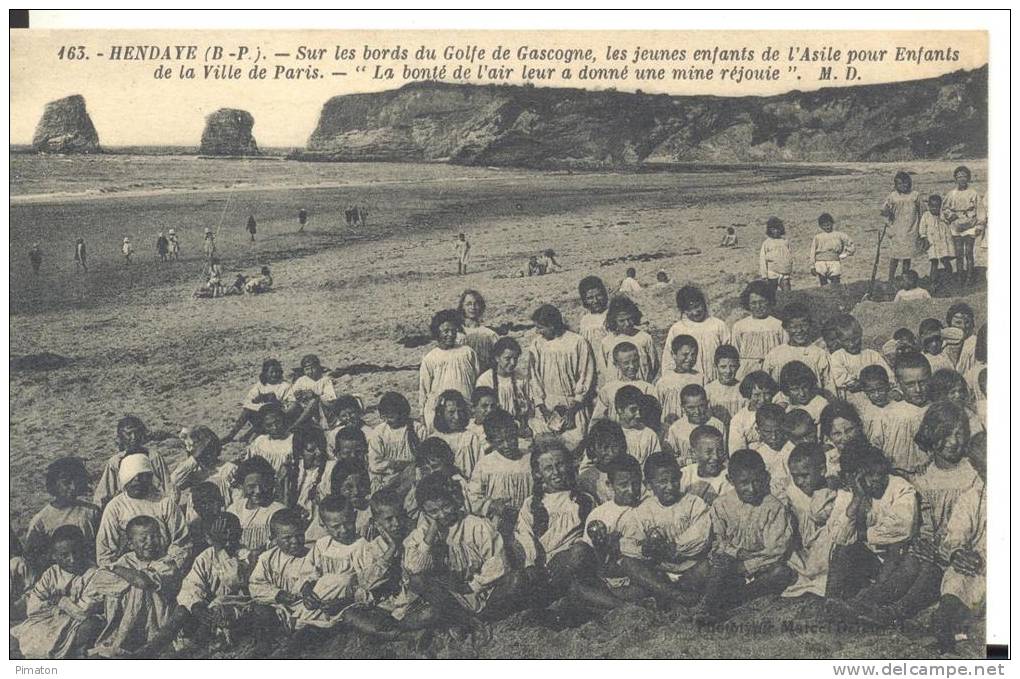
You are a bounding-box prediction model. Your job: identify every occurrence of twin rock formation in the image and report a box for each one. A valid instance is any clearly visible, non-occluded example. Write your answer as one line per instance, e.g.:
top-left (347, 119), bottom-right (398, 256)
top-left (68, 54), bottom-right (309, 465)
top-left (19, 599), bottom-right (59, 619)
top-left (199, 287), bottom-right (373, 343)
top-left (31, 97), bottom-right (259, 156)
top-left (32, 66), bottom-right (986, 165)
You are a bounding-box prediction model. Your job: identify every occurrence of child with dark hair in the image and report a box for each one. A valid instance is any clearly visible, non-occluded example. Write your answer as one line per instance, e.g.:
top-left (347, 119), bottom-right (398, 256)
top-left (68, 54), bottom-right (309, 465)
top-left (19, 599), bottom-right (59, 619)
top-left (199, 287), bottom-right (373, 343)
top-left (248, 509), bottom-right (319, 633)
top-left (467, 410), bottom-right (533, 528)
top-left (750, 404), bottom-right (790, 497)
top-left (665, 384), bottom-right (726, 465)
top-left (616, 385), bottom-right (662, 466)
top-left (619, 452), bottom-right (712, 606)
top-left (431, 389), bottom-right (485, 479)
top-left (94, 416), bottom-right (172, 509)
top-left (402, 437), bottom-right (470, 523)
top-left (948, 304), bottom-right (978, 373)
top-left (170, 425), bottom-right (237, 515)
top-left (918, 318), bottom-right (956, 373)
top-left (732, 279), bottom-right (786, 379)
top-left (619, 267), bottom-right (642, 293)
top-left (284, 354), bottom-right (338, 432)
top-left (655, 334), bottom-right (704, 423)
top-left (818, 401), bottom-right (866, 485)
top-left (367, 391), bottom-right (421, 494)
top-left (466, 386), bottom-right (499, 439)
top-left (599, 295), bottom-right (659, 383)
top-left (777, 360), bottom-right (829, 423)
top-left (893, 269), bottom-right (931, 303)
top-left (476, 336), bottom-right (534, 431)
top-left (289, 427), bottom-right (334, 543)
top-left (705, 344), bottom-right (746, 423)
top-left (961, 323), bottom-right (986, 399)
top-left (827, 314), bottom-right (892, 400)
top-left (584, 455), bottom-right (645, 591)
top-left (528, 303), bottom-right (597, 446)
top-left (762, 303), bottom-right (833, 394)
top-left (810, 213), bottom-right (855, 287)
top-left (227, 455), bottom-right (287, 553)
top-left (577, 276), bottom-right (610, 355)
top-left (25, 458), bottom-right (100, 567)
top-left (928, 368), bottom-right (984, 435)
top-left (11, 526), bottom-right (104, 659)
top-left (661, 285), bottom-right (731, 382)
top-left (942, 165), bottom-right (980, 284)
top-left (420, 309), bottom-right (482, 425)
top-left (324, 395), bottom-right (375, 458)
top-left (917, 193), bottom-right (955, 284)
top-left (577, 419), bottom-right (629, 504)
top-left (245, 404), bottom-right (294, 479)
top-left (781, 443), bottom-right (856, 598)
top-left (458, 289), bottom-right (499, 371)
top-left (719, 227), bottom-right (738, 248)
top-left (593, 341), bottom-right (655, 422)
top-left (328, 458), bottom-right (373, 540)
top-left (694, 449), bottom-right (794, 620)
top-left (223, 359), bottom-right (291, 444)
top-left (729, 370), bottom-right (780, 454)
top-left (680, 425), bottom-right (732, 505)
top-left (881, 170), bottom-right (923, 283)
top-left (514, 435), bottom-right (625, 611)
top-left (759, 216), bottom-right (792, 293)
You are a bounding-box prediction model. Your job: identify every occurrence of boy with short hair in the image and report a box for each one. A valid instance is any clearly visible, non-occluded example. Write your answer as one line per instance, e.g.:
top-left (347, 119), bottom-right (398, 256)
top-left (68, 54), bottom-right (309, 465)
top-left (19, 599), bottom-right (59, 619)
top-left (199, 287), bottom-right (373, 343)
top-left (762, 303), bottom-right (833, 394)
top-left (619, 267), bottom-right (641, 293)
top-left (704, 344), bottom-right (746, 424)
top-left (616, 385), bottom-right (662, 466)
top-left (828, 314), bottom-right (893, 400)
top-left (888, 352), bottom-right (934, 476)
top-left (665, 384), bottom-right (726, 466)
top-left (584, 455), bottom-right (646, 590)
top-left (809, 213), bottom-right (855, 287)
top-left (728, 370), bottom-right (779, 454)
top-left (680, 425), bottom-right (732, 505)
top-left (248, 508), bottom-right (319, 632)
top-left (593, 342), bottom-right (655, 422)
top-left (777, 360), bottom-right (829, 424)
top-left (655, 334), bottom-right (705, 423)
top-left (751, 404), bottom-right (791, 498)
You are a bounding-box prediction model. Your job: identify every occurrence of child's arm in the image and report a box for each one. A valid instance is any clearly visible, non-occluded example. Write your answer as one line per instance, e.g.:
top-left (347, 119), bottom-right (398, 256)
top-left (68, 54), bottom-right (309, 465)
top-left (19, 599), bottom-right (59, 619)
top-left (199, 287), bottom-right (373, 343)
top-left (110, 565), bottom-right (159, 591)
top-left (740, 502), bottom-right (793, 575)
top-left (94, 510), bottom-right (121, 567)
top-left (248, 553), bottom-right (289, 604)
top-left (417, 359), bottom-right (434, 422)
top-left (759, 242), bottom-right (769, 279)
top-left (466, 520), bottom-right (509, 593)
top-left (866, 483), bottom-right (918, 547)
top-left (513, 502), bottom-right (541, 569)
top-left (672, 499), bottom-right (713, 562)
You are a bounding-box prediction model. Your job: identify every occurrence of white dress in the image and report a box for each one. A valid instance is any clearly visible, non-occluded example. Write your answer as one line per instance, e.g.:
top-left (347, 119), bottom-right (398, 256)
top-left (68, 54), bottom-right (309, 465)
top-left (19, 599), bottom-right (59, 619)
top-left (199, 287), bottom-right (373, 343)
top-left (528, 330), bottom-right (597, 436)
top-left (418, 345), bottom-right (481, 422)
top-left (367, 421), bottom-right (421, 492)
top-left (246, 434), bottom-right (294, 477)
top-left (679, 463), bottom-right (732, 506)
top-left (918, 211), bottom-right (955, 260)
top-left (577, 311), bottom-right (609, 358)
top-left (939, 482), bottom-right (985, 609)
top-left (621, 495), bottom-right (712, 569)
top-left (466, 452), bottom-right (534, 514)
top-left (859, 400), bottom-right (929, 474)
top-left (460, 325), bottom-right (500, 370)
top-left (434, 429), bottom-right (486, 480)
top-left (660, 316), bottom-right (731, 382)
top-left (731, 315), bottom-right (787, 380)
top-left (705, 380), bottom-right (746, 422)
top-left (762, 343), bottom-right (833, 394)
top-left (623, 426), bottom-right (662, 466)
top-left (709, 491), bottom-right (793, 576)
top-left (227, 498), bottom-right (288, 552)
top-left (476, 369), bottom-right (532, 421)
top-left (95, 491), bottom-right (189, 568)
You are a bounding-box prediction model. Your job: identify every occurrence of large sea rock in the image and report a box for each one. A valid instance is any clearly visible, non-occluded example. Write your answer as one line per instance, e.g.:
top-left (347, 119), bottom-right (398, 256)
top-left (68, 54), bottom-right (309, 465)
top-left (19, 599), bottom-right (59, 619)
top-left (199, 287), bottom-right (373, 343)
top-left (300, 66), bottom-right (987, 168)
top-left (32, 95), bottom-right (100, 153)
top-left (199, 108), bottom-right (259, 156)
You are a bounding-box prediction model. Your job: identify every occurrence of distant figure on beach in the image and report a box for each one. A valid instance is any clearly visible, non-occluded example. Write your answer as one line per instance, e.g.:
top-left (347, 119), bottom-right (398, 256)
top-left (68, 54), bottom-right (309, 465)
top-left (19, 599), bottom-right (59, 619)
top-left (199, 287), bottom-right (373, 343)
top-left (344, 205), bottom-right (366, 228)
top-left (155, 232), bottom-right (169, 262)
top-left (167, 229), bottom-right (180, 261)
top-left (246, 215), bottom-right (257, 242)
top-left (539, 249), bottom-right (562, 273)
top-left (28, 243), bottom-right (42, 275)
top-left (121, 238), bottom-right (133, 265)
top-left (73, 237), bottom-right (87, 272)
top-left (203, 228), bottom-right (216, 260)
top-left (720, 226), bottom-right (738, 248)
top-left (455, 233), bottom-right (471, 275)
top-left (619, 267), bottom-right (642, 293)
top-left (654, 270), bottom-right (670, 287)
top-left (298, 208), bottom-right (308, 232)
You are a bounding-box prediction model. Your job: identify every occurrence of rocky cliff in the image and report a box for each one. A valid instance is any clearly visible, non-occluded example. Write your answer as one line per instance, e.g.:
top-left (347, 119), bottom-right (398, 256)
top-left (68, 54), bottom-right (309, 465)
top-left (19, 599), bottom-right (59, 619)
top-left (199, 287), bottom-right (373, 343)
top-left (32, 95), bottom-right (100, 153)
top-left (302, 66), bottom-right (986, 167)
top-left (199, 108), bottom-right (259, 156)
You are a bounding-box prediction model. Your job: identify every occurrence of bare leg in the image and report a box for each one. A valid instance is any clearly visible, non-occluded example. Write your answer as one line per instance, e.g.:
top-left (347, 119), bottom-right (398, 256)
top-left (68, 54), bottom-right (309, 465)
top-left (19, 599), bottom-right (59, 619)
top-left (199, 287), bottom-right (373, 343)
top-left (621, 556), bottom-right (691, 607)
top-left (548, 544), bottom-right (626, 611)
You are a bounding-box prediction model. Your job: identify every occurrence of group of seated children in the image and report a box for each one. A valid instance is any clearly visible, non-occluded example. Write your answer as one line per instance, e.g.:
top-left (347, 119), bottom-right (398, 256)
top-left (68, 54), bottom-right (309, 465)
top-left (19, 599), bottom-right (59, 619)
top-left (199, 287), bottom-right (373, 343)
top-left (11, 268), bottom-right (988, 659)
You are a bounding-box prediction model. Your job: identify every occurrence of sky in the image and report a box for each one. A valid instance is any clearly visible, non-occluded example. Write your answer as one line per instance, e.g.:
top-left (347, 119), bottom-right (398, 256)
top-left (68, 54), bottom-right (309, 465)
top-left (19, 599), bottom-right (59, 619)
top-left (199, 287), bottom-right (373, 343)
top-left (10, 29), bottom-right (988, 148)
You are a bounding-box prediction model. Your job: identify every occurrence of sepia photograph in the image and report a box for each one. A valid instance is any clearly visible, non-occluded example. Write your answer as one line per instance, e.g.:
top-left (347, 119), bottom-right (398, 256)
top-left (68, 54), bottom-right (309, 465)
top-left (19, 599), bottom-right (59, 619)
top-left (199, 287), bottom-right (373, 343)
top-left (7, 11), bottom-right (1007, 666)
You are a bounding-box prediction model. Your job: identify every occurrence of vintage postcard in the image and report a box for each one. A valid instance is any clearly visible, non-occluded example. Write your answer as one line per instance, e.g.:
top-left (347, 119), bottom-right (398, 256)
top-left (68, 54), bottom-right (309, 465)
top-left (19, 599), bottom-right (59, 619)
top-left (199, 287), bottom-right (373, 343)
top-left (7, 11), bottom-right (1003, 664)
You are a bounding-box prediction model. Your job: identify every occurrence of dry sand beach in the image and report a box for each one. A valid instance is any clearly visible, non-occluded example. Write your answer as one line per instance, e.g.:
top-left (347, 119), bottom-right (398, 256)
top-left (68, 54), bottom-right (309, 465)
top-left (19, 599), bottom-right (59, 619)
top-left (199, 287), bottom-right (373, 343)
top-left (9, 156), bottom-right (986, 658)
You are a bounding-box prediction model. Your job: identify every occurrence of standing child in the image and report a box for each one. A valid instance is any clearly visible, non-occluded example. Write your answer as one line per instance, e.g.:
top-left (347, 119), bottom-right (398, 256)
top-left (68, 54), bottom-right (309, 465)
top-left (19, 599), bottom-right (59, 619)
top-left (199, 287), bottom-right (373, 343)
top-left (514, 435), bottom-right (625, 611)
top-left (893, 270), bottom-right (932, 302)
top-left (74, 237), bottom-right (88, 272)
top-left (615, 385), bottom-right (663, 466)
top-left (655, 335), bottom-right (705, 424)
top-left (694, 449), bottom-right (794, 621)
top-left (705, 344), bottom-right (746, 424)
top-left (599, 295), bottom-right (659, 383)
top-left (166, 229), bottom-right (179, 262)
top-left (11, 526), bottom-right (104, 659)
top-left (665, 384), bottom-right (726, 466)
top-left (431, 390), bottom-right (486, 479)
top-left (759, 216), bottom-right (793, 294)
top-left (680, 425), bottom-right (733, 505)
top-left (223, 359), bottom-right (292, 444)
top-left (419, 309), bottom-right (481, 426)
top-left (367, 392), bottom-right (421, 494)
top-left (226, 456), bottom-right (288, 553)
top-left (577, 419), bottom-right (629, 503)
top-left (467, 410), bottom-right (534, 534)
top-left (828, 314), bottom-right (892, 400)
top-left (95, 455), bottom-right (189, 569)
top-left (528, 304), bottom-right (597, 445)
top-left (777, 360), bottom-right (830, 423)
top-left (121, 237), bottom-right (133, 264)
top-left (942, 166), bottom-right (980, 284)
top-left (458, 289), bottom-right (500, 371)
top-left (732, 280), bottom-right (787, 380)
top-left (918, 319), bottom-right (957, 373)
top-left (202, 228), bottom-right (216, 260)
top-left (476, 337), bottom-right (534, 432)
top-left (593, 342), bottom-right (655, 422)
top-left (661, 285), bottom-right (730, 382)
top-left (245, 405), bottom-right (294, 479)
top-left (454, 233), bottom-right (471, 275)
top-left (917, 194), bottom-right (955, 285)
top-left (246, 215), bottom-right (257, 242)
top-left (94, 416), bottom-right (172, 509)
top-left (577, 276), bottom-right (610, 356)
top-left (762, 302), bottom-right (833, 394)
top-left (810, 213), bottom-right (855, 287)
top-left (781, 444), bottom-right (856, 598)
top-left (619, 452), bottom-right (712, 606)
top-left (728, 370), bottom-right (779, 454)
top-left (881, 171), bottom-right (923, 283)
top-left (619, 268), bottom-right (642, 293)
top-left (25, 458), bottom-right (100, 566)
